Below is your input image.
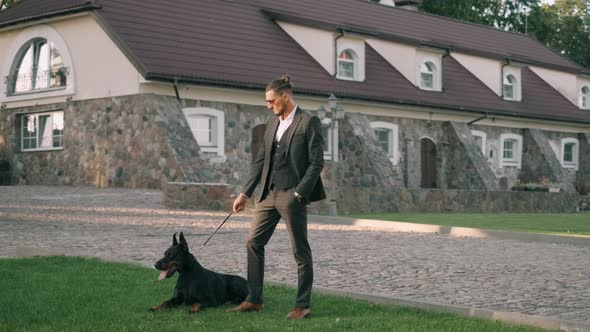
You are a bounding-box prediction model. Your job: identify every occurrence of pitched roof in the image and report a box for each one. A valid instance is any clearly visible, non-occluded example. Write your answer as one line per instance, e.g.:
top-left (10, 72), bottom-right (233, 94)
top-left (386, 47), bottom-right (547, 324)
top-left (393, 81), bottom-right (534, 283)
top-left (1, 0), bottom-right (589, 123)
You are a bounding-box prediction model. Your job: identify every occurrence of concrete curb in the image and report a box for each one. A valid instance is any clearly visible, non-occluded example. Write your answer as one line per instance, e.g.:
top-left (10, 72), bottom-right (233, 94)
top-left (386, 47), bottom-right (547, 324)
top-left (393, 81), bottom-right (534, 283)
top-left (308, 215), bottom-right (590, 247)
top-left (268, 281), bottom-right (590, 332)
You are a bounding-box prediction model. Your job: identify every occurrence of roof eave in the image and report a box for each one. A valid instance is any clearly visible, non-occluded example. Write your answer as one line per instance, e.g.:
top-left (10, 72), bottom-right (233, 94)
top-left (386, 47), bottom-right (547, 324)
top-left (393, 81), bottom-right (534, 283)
top-left (0, 3), bottom-right (102, 29)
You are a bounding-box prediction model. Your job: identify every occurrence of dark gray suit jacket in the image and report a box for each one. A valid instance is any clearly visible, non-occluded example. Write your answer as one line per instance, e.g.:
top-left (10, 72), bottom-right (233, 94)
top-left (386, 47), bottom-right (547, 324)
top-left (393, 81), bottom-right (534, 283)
top-left (242, 107), bottom-right (326, 203)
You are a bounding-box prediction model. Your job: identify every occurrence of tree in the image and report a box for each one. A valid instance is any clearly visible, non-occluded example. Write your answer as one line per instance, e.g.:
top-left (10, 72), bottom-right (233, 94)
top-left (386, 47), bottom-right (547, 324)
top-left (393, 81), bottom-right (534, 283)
top-left (419, 0), bottom-right (590, 69)
top-left (419, 0), bottom-right (542, 32)
top-left (0, 0), bottom-right (14, 11)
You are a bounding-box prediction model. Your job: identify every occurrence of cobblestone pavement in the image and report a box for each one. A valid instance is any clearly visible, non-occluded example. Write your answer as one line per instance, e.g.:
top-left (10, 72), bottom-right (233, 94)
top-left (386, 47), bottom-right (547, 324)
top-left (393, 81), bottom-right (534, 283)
top-left (1, 186), bottom-right (589, 323)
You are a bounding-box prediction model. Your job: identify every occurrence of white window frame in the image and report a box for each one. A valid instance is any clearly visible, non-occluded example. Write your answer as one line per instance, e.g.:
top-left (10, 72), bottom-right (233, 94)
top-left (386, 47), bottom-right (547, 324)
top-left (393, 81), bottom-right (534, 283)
top-left (560, 137), bottom-right (579, 170)
top-left (321, 118), bottom-right (339, 162)
top-left (419, 62), bottom-right (436, 90)
top-left (1, 24), bottom-right (75, 103)
top-left (415, 50), bottom-right (443, 91)
top-left (337, 49), bottom-right (356, 80)
top-left (470, 130), bottom-right (487, 156)
top-left (20, 110), bottom-right (64, 152)
top-left (335, 36), bottom-right (365, 82)
top-left (580, 86), bottom-right (590, 110)
top-left (503, 75), bottom-right (515, 99)
top-left (502, 66), bottom-right (522, 101)
top-left (183, 107), bottom-right (225, 160)
top-left (500, 133), bottom-right (522, 169)
top-left (370, 121), bottom-right (399, 165)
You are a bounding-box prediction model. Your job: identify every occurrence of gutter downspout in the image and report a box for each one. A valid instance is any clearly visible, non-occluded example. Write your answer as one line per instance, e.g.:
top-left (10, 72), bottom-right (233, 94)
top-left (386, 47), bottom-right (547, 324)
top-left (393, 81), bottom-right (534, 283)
top-left (467, 113), bottom-right (488, 125)
top-left (173, 78), bottom-right (180, 101)
top-left (333, 29), bottom-right (344, 77)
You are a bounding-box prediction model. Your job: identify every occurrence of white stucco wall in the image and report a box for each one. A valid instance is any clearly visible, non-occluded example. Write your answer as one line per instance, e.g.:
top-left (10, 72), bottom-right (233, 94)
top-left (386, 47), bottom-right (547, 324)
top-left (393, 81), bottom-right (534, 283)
top-left (276, 21), bottom-right (335, 76)
top-left (0, 14), bottom-right (141, 108)
top-left (530, 66), bottom-right (578, 105)
top-left (452, 53), bottom-right (502, 96)
top-left (366, 38), bottom-right (416, 85)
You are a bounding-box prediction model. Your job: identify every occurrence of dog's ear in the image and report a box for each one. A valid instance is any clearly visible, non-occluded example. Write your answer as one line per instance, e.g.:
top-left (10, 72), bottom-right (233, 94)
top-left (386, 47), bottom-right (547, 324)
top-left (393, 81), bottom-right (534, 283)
top-left (179, 232), bottom-right (188, 251)
top-left (172, 232), bottom-right (178, 246)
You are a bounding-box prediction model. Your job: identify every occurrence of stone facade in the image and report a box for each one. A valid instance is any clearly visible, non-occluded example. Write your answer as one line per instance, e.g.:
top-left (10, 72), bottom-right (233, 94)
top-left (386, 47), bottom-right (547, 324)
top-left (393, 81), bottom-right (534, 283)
top-left (0, 94), bottom-right (216, 188)
top-left (1, 94), bottom-right (587, 213)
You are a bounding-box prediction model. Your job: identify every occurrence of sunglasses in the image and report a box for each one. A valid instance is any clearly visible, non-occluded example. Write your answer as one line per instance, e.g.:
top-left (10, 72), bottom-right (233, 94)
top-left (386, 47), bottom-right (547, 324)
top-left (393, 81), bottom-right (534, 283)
top-left (266, 93), bottom-right (284, 105)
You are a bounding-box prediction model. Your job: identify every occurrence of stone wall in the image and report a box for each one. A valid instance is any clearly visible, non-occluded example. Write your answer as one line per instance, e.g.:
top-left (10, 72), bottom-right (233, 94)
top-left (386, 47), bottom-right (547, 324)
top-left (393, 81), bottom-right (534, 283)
top-left (443, 122), bottom-right (498, 191)
top-left (0, 94), bottom-right (216, 188)
top-left (521, 129), bottom-right (575, 192)
top-left (163, 182), bottom-right (234, 211)
top-left (578, 133), bottom-right (590, 194)
top-left (1, 93), bottom-right (587, 213)
top-left (316, 188), bottom-right (579, 214)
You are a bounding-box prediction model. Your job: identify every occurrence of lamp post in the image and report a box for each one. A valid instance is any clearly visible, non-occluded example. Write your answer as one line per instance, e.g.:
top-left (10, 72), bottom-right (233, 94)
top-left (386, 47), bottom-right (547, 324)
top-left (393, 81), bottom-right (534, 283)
top-left (326, 94), bottom-right (343, 216)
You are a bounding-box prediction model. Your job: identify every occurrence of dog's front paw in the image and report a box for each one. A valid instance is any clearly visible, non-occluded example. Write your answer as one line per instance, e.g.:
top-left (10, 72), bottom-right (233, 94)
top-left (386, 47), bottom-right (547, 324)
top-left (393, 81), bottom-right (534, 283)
top-left (188, 303), bottom-right (201, 314)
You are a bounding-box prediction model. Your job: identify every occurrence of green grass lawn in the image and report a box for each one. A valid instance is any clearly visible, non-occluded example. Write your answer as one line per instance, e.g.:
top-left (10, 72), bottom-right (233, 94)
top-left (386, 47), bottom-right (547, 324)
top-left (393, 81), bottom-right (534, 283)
top-left (0, 256), bottom-right (552, 332)
top-left (347, 213), bottom-right (590, 236)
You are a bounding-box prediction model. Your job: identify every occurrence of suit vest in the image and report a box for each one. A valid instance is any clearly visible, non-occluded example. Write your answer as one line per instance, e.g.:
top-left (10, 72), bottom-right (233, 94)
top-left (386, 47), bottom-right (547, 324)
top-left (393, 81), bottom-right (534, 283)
top-left (266, 124), bottom-right (299, 191)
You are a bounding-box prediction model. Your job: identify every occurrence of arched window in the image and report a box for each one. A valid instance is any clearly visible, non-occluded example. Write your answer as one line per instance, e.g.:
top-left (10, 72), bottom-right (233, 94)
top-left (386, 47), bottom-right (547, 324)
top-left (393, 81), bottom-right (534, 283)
top-left (580, 86), bottom-right (589, 109)
top-left (503, 75), bottom-right (516, 100)
top-left (183, 107), bottom-right (225, 160)
top-left (337, 49), bottom-right (356, 80)
top-left (420, 62), bottom-right (435, 89)
top-left (470, 130), bottom-right (487, 156)
top-left (7, 38), bottom-right (68, 95)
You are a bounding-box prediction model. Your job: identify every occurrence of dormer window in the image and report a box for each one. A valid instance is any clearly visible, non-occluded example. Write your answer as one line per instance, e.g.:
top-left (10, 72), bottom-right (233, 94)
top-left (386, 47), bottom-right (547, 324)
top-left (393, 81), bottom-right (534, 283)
top-left (580, 86), bottom-right (589, 109)
top-left (337, 50), bottom-right (356, 79)
top-left (420, 62), bottom-right (435, 89)
top-left (415, 50), bottom-right (442, 91)
top-left (503, 75), bottom-right (516, 100)
top-left (6, 38), bottom-right (68, 95)
top-left (335, 36), bottom-right (365, 82)
top-left (502, 66), bottom-right (522, 101)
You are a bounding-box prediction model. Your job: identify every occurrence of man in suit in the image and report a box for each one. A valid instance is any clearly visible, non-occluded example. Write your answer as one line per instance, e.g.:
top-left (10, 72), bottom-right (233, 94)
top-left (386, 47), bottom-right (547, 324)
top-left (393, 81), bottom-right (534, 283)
top-left (228, 75), bottom-right (326, 320)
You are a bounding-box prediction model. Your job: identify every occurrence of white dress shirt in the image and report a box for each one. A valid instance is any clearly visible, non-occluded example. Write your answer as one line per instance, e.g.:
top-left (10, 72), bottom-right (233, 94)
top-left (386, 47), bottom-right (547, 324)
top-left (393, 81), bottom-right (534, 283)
top-left (276, 105), bottom-right (297, 142)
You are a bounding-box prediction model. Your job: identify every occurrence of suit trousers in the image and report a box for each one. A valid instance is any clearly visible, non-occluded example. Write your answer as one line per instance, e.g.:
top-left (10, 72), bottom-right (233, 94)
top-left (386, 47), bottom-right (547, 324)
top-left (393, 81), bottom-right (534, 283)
top-left (245, 187), bottom-right (313, 308)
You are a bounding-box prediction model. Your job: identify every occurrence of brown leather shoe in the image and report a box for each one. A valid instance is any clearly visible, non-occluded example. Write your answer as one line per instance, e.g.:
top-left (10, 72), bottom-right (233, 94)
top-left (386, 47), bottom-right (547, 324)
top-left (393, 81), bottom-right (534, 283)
top-left (226, 301), bottom-right (263, 313)
top-left (286, 307), bottom-right (311, 320)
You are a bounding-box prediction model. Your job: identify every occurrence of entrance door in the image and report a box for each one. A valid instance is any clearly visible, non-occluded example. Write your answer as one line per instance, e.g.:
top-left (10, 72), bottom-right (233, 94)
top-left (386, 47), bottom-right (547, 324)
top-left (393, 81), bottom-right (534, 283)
top-left (420, 138), bottom-right (437, 188)
top-left (251, 124), bottom-right (266, 164)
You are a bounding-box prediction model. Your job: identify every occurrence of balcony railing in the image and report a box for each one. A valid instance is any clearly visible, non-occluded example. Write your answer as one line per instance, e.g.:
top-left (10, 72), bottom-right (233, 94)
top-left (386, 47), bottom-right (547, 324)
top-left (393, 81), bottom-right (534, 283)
top-left (4, 66), bottom-right (69, 95)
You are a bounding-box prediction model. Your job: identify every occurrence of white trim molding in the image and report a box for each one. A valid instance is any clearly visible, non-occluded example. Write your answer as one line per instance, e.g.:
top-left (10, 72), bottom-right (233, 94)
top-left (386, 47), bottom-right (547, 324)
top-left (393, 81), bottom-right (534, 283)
top-left (370, 121), bottom-right (399, 165)
top-left (470, 130), bottom-right (487, 156)
top-left (182, 107), bottom-right (225, 161)
top-left (500, 133), bottom-right (523, 169)
top-left (560, 137), bottom-right (579, 170)
top-left (1, 24), bottom-right (76, 103)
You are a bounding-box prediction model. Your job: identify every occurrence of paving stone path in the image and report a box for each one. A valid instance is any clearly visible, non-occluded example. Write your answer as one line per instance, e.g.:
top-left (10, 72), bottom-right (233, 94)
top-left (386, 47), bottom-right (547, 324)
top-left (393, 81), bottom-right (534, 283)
top-left (0, 186), bottom-right (588, 323)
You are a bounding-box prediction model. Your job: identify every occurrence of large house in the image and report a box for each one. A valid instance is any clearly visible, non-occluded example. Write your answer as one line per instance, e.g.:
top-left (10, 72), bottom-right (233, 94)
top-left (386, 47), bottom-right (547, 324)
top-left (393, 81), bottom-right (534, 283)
top-left (0, 0), bottom-right (588, 213)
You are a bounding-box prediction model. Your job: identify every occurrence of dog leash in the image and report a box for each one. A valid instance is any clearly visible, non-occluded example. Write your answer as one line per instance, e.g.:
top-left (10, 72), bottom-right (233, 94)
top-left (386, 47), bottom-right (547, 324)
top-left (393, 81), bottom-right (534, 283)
top-left (198, 211), bottom-right (234, 250)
